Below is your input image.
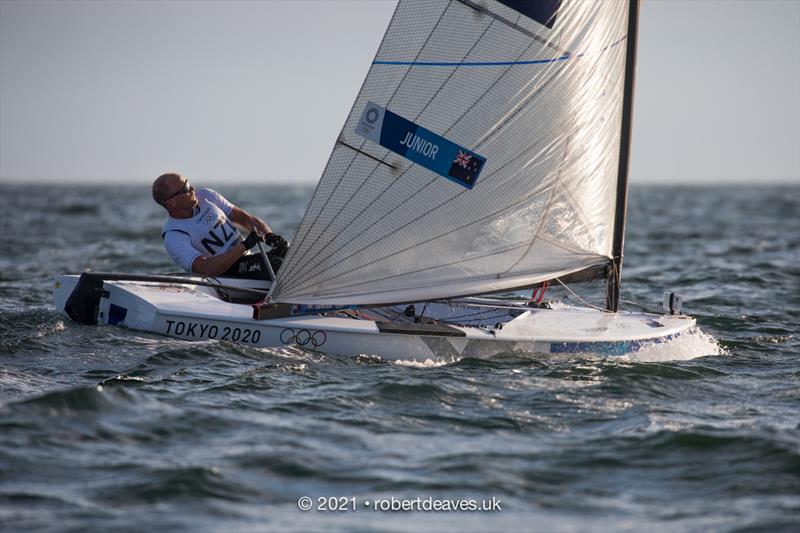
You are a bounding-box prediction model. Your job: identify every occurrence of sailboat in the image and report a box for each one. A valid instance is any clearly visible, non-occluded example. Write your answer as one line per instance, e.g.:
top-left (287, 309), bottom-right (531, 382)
top-left (54, 0), bottom-right (696, 360)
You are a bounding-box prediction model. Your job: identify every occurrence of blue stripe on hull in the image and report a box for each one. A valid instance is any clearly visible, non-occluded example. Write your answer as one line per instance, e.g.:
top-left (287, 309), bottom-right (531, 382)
top-left (549, 334), bottom-right (676, 356)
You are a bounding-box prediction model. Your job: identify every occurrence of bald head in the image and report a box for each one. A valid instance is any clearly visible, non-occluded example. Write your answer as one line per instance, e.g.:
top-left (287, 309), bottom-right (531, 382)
top-left (152, 172), bottom-right (183, 204)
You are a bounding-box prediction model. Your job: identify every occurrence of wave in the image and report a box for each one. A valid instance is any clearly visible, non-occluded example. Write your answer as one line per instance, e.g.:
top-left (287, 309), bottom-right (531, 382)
top-left (0, 308), bottom-right (66, 355)
top-left (91, 465), bottom-right (262, 506)
top-left (6, 384), bottom-right (134, 415)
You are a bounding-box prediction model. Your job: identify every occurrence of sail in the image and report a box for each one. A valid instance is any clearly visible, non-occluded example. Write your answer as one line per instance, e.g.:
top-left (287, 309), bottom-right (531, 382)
top-left (273, 0), bottom-right (633, 305)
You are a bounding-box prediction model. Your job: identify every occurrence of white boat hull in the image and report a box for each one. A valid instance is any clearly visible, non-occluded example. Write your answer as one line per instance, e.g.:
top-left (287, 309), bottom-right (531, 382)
top-left (54, 275), bottom-right (696, 360)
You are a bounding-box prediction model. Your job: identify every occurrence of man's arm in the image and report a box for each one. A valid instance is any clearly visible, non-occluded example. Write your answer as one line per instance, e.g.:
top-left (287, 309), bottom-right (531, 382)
top-left (230, 206), bottom-right (271, 236)
top-left (191, 243), bottom-right (247, 276)
top-left (190, 230), bottom-right (265, 276)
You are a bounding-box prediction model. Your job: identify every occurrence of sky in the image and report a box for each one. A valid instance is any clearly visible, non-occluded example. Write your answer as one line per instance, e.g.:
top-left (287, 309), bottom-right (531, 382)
top-left (1, 0), bottom-right (798, 185)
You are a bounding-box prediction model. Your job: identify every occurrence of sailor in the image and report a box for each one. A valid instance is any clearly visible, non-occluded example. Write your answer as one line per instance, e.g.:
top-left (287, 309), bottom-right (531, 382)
top-left (152, 172), bottom-right (288, 278)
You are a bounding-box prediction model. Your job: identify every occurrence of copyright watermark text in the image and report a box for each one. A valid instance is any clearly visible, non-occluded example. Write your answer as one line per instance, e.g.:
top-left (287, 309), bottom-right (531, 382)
top-left (297, 495), bottom-right (501, 512)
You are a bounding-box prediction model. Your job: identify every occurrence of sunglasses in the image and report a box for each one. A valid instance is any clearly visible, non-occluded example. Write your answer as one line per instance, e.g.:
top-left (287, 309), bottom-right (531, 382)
top-left (164, 180), bottom-right (193, 202)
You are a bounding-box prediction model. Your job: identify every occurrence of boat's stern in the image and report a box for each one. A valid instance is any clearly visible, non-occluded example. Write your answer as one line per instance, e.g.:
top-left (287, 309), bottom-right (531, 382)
top-left (53, 274), bottom-right (161, 330)
top-left (53, 275), bottom-right (80, 313)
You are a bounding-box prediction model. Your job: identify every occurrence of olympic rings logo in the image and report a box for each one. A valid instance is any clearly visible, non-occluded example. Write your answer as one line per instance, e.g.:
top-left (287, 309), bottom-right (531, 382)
top-left (280, 328), bottom-right (326, 348)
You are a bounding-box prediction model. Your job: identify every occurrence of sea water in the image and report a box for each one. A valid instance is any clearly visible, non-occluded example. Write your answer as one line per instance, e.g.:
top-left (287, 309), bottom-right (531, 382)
top-left (0, 183), bottom-right (797, 532)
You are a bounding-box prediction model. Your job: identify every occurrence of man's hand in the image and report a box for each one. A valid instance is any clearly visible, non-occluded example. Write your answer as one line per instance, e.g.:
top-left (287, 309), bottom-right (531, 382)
top-left (248, 220), bottom-right (270, 236)
top-left (265, 233), bottom-right (289, 257)
top-left (242, 230), bottom-right (265, 250)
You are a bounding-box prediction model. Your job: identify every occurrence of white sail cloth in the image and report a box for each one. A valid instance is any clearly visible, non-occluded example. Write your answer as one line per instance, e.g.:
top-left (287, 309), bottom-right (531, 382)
top-left (273, 0), bottom-right (630, 305)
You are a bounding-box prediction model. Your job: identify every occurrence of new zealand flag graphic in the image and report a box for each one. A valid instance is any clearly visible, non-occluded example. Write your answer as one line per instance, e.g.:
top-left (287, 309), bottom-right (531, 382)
top-left (448, 150), bottom-right (485, 188)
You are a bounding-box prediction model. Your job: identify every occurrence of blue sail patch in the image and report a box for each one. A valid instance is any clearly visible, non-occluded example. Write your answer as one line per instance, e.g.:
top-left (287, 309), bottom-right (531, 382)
top-left (355, 102), bottom-right (486, 189)
top-left (496, 0), bottom-right (561, 29)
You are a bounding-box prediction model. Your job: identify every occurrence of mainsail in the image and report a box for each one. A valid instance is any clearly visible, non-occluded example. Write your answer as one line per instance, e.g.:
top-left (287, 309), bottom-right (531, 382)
top-left (272, 0), bottom-right (636, 306)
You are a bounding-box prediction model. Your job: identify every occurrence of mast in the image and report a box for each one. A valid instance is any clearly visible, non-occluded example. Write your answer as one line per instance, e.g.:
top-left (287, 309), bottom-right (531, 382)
top-left (607, 0), bottom-right (640, 312)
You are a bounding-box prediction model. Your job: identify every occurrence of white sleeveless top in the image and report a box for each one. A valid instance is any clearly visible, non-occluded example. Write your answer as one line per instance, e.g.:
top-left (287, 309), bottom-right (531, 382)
top-left (161, 188), bottom-right (241, 272)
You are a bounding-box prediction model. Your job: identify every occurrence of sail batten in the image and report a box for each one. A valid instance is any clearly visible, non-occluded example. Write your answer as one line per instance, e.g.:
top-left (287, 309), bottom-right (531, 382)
top-left (273, 0), bottom-right (632, 306)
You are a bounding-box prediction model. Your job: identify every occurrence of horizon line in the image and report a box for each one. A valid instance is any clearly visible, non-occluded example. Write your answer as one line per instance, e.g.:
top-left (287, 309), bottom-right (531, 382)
top-left (1, 176), bottom-right (798, 187)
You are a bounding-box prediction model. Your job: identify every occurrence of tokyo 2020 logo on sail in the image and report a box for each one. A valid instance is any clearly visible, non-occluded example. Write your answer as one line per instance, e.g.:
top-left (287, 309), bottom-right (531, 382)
top-left (280, 328), bottom-right (326, 348)
top-left (365, 107), bottom-right (380, 124)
